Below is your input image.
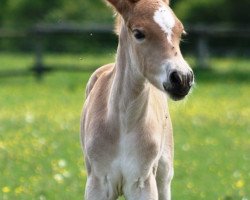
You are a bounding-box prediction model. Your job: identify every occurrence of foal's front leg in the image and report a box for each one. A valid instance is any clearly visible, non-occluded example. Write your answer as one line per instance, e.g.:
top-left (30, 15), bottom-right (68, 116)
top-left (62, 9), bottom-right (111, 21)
top-left (156, 155), bottom-right (174, 200)
top-left (124, 173), bottom-right (158, 200)
top-left (85, 175), bottom-right (116, 200)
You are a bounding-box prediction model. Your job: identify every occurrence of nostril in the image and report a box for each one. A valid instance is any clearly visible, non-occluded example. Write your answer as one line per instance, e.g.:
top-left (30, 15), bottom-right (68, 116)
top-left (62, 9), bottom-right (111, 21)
top-left (170, 71), bottom-right (182, 86)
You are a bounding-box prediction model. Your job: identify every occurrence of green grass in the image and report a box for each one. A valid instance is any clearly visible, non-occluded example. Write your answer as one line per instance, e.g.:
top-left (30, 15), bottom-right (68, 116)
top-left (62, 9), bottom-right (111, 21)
top-left (0, 52), bottom-right (249, 200)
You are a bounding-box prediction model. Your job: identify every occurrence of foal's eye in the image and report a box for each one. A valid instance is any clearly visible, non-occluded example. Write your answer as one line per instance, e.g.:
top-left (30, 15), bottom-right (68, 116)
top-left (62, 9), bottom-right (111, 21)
top-left (133, 29), bottom-right (145, 41)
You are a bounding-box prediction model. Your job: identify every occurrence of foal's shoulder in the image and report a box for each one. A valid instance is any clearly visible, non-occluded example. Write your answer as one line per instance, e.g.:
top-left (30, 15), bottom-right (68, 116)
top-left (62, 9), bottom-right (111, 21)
top-left (85, 63), bottom-right (114, 98)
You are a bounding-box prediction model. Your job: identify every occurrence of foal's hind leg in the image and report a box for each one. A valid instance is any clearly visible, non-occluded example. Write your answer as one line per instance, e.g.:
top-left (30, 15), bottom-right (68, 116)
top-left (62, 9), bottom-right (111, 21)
top-left (124, 173), bottom-right (158, 200)
top-left (84, 175), bottom-right (116, 200)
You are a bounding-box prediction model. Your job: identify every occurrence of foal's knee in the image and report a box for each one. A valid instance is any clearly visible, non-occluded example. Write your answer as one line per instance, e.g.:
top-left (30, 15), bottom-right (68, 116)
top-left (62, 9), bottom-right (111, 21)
top-left (124, 174), bottom-right (158, 200)
top-left (85, 175), bottom-right (116, 200)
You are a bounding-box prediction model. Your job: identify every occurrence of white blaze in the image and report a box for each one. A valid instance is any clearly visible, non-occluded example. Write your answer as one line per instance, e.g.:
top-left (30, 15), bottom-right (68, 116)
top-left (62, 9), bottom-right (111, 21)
top-left (153, 6), bottom-right (175, 44)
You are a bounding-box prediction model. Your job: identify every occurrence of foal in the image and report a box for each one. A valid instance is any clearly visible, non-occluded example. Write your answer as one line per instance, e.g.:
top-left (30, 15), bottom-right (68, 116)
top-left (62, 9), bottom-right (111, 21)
top-left (81, 0), bottom-right (194, 199)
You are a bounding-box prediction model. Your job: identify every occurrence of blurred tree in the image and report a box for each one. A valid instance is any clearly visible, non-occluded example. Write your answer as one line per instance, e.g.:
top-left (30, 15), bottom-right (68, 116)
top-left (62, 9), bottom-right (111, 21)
top-left (0, 0), bottom-right (249, 29)
top-left (0, 0), bottom-right (8, 26)
top-left (0, 0), bottom-right (112, 29)
top-left (45, 0), bottom-right (112, 23)
top-left (173, 0), bottom-right (250, 25)
top-left (226, 0), bottom-right (250, 25)
top-left (2, 0), bottom-right (63, 28)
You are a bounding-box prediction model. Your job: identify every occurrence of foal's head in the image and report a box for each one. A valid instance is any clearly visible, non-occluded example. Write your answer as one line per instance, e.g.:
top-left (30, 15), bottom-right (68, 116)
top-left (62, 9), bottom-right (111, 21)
top-left (108, 0), bottom-right (194, 100)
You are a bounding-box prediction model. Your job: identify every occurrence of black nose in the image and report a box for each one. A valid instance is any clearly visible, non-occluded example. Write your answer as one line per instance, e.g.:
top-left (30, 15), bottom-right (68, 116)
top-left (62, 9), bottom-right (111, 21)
top-left (170, 71), bottom-right (182, 86)
top-left (170, 71), bottom-right (193, 88)
top-left (168, 70), bottom-right (194, 98)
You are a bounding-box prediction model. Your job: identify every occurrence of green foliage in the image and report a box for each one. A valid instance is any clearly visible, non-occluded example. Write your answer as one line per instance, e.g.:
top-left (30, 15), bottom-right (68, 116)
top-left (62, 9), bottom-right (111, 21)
top-left (174, 0), bottom-right (250, 25)
top-left (0, 0), bottom-right (7, 25)
top-left (45, 0), bottom-right (112, 24)
top-left (2, 0), bottom-right (62, 28)
top-left (1, 0), bottom-right (250, 29)
top-left (1, 0), bottom-right (112, 29)
top-left (0, 53), bottom-right (249, 199)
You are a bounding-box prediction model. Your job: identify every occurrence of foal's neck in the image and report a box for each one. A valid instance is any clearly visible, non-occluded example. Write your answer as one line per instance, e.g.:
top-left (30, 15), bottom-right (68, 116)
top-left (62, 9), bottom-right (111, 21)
top-left (108, 25), bottom-right (150, 128)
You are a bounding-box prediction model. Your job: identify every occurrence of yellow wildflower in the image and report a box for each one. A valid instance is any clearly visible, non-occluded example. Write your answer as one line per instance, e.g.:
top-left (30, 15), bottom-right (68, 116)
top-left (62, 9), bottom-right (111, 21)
top-left (0, 141), bottom-right (5, 149)
top-left (15, 186), bottom-right (25, 194)
top-left (235, 179), bottom-right (245, 188)
top-left (54, 174), bottom-right (64, 184)
top-left (2, 186), bottom-right (10, 193)
top-left (187, 182), bottom-right (194, 189)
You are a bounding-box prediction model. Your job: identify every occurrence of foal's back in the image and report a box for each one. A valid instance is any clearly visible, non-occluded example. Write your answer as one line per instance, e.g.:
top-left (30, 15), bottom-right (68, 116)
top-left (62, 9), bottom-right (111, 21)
top-left (85, 64), bottom-right (114, 97)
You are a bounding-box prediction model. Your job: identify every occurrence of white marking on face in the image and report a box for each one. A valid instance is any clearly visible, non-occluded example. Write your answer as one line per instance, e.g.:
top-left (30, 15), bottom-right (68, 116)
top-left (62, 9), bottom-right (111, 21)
top-left (153, 5), bottom-right (175, 44)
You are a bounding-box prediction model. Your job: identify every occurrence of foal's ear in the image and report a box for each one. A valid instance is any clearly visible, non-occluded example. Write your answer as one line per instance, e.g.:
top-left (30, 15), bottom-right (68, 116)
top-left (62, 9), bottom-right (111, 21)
top-left (106, 0), bottom-right (139, 17)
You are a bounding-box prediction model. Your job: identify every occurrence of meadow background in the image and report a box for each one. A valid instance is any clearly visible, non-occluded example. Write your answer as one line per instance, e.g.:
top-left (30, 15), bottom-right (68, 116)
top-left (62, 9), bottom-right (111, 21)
top-left (0, 0), bottom-right (250, 200)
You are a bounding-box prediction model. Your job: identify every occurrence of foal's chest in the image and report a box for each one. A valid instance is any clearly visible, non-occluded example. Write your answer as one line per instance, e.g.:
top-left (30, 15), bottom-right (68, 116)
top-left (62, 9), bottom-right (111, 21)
top-left (113, 124), bottom-right (165, 178)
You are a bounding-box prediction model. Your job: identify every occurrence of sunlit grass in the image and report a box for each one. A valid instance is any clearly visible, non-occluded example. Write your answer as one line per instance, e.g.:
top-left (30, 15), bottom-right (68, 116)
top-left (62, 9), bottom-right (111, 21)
top-left (170, 56), bottom-right (250, 199)
top-left (0, 52), bottom-right (249, 199)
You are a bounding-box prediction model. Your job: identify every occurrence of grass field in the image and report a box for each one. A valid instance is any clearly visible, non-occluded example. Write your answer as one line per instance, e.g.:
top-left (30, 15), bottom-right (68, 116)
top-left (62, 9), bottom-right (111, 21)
top-left (0, 52), bottom-right (249, 200)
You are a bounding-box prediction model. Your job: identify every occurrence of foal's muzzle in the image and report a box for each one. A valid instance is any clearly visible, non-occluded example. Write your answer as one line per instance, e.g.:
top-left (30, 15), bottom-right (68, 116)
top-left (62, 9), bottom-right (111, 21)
top-left (163, 70), bottom-right (194, 101)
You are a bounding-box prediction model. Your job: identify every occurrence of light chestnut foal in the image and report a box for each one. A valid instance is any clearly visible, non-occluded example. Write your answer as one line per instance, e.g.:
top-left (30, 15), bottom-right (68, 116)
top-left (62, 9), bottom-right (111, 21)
top-left (81, 0), bottom-right (194, 199)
